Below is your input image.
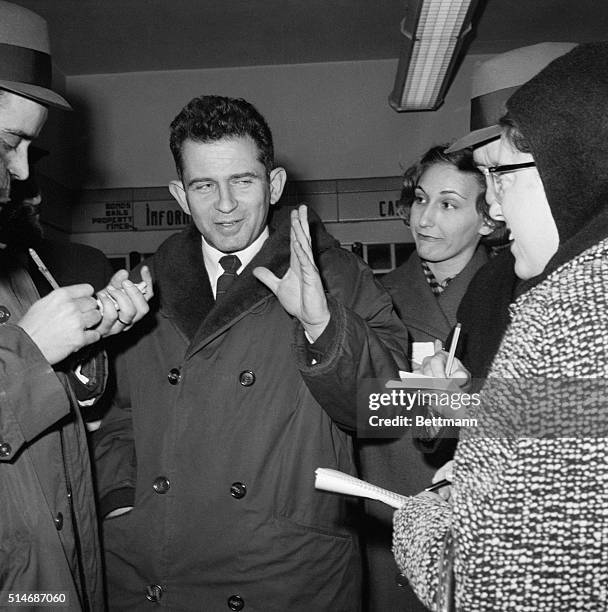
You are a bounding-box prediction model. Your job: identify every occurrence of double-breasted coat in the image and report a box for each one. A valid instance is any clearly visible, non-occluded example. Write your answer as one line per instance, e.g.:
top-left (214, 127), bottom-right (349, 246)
top-left (94, 216), bottom-right (408, 611)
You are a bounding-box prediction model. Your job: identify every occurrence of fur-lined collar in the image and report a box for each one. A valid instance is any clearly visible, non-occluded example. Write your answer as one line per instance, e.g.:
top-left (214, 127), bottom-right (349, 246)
top-left (146, 207), bottom-right (339, 346)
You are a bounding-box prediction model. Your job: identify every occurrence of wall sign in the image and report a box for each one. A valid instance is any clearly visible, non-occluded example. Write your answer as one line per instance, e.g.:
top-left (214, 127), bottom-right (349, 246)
top-left (133, 201), bottom-right (190, 229)
top-left (72, 201), bottom-right (133, 232)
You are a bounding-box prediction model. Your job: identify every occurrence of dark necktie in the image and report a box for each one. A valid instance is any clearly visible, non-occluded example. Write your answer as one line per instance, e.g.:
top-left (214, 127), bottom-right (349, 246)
top-left (216, 254), bottom-right (241, 301)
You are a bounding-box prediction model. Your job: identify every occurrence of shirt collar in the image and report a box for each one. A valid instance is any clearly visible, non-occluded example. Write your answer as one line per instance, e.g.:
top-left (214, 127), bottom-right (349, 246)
top-left (201, 227), bottom-right (270, 297)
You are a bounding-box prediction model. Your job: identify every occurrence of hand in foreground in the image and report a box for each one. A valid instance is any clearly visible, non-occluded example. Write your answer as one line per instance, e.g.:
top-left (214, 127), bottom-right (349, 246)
top-left (95, 265), bottom-right (153, 336)
top-left (430, 460), bottom-right (454, 502)
top-left (414, 341), bottom-right (471, 419)
top-left (253, 205), bottom-right (330, 342)
top-left (17, 284), bottom-right (102, 365)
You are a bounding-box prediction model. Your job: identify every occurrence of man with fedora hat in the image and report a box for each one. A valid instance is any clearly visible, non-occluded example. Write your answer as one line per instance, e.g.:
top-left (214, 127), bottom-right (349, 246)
top-left (0, 2), bottom-right (151, 608)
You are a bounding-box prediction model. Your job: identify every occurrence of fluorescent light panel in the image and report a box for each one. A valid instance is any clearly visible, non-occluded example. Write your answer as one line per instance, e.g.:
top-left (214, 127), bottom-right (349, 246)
top-left (391, 0), bottom-right (475, 111)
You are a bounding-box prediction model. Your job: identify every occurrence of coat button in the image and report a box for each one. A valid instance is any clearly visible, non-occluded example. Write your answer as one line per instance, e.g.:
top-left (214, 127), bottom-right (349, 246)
top-left (230, 482), bottom-right (247, 499)
top-left (167, 368), bottom-right (181, 385)
top-left (0, 442), bottom-right (11, 457)
top-left (145, 584), bottom-right (163, 602)
top-left (54, 512), bottom-right (64, 531)
top-left (395, 572), bottom-right (408, 587)
top-left (239, 370), bottom-right (255, 386)
top-left (0, 305), bottom-right (10, 324)
top-left (227, 594), bottom-right (244, 610)
top-left (152, 476), bottom-right (170, 494)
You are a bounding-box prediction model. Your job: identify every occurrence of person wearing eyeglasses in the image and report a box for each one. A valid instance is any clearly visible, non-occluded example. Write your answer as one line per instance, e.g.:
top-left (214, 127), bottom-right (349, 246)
top-left (392, 42), bottom-right (608, 611)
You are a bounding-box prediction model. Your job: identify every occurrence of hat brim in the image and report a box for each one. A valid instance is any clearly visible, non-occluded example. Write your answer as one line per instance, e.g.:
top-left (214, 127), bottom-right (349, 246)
top-left (446, 124), bottom-right (502, 153)
top-left (0, 79), bottom-right (71, 110)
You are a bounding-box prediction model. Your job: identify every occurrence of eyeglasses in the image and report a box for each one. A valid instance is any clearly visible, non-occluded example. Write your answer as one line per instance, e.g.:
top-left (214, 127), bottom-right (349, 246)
top-left (481, 161), bottom-right (536, 193)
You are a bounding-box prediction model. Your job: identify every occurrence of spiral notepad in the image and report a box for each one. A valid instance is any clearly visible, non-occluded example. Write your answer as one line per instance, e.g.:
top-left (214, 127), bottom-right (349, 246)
top-left (314, 468), bottom-right (408, 509)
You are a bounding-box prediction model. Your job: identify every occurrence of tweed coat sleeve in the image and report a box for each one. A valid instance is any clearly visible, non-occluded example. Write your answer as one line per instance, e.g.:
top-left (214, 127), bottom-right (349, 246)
top-left (294, 247), bottom-right (409, 432)
top-left (393, 493), bottom-right (452, 611)
top-left (0, 324), bottom-right (70, 460)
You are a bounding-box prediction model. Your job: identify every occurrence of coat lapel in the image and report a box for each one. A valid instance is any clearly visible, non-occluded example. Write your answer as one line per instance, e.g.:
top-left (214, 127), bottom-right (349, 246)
top-left (149, 209), bottom-right (339, 352)
top-left (151, 223), bottom-right (215, 340)
top-left (186, 224), bottom-right (291, 353)
top-left (436, 246), bottom-right (488, 326)
top-left (382, 252), bottom-right (451, 339)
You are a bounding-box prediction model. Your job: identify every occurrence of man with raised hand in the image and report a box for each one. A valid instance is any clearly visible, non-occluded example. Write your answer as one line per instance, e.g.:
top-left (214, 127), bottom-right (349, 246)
top-left (94, 94), bottom-right (407, 611)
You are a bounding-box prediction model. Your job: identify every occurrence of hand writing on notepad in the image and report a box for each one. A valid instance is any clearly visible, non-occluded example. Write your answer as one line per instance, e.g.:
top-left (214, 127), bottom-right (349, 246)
top-left (415, 339), bottom-right (470, 387)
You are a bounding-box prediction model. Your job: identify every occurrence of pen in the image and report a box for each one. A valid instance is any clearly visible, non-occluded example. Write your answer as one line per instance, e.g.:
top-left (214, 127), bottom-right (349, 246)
top-left (445, 322), bottom-right (462, 376)
top-left (28, 248), bottom-right (60, 290)
top-left (424, 478), bottom-right (451, 493)
top-left (29, 247), bottom-right (147, 312)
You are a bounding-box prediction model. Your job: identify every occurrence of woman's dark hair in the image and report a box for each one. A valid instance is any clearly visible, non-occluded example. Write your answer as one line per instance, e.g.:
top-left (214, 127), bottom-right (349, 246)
top-left (397, 144), bottom-right (507, 245)
top-left (499, 112), bottom-right (532, 154)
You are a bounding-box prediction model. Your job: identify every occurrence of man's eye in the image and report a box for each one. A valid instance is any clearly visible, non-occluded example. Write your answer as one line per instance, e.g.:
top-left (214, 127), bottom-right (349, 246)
top-left (0, 139), bottom-right (18, 153)
top-left (233, 178), bottom-right (253, 186)
top-left (193, 183), bottom-right (213, 192)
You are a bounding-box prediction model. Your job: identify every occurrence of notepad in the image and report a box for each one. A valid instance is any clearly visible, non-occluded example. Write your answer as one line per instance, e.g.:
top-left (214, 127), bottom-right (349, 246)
top-left (314, 468), bottom-right (408, 509)
top-left (392, 370), bottom-right (460, 392)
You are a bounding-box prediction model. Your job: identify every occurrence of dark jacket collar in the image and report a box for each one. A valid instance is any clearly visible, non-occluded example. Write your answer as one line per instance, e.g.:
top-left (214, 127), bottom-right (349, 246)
top-left (148, 207), bottom-right (339, 343)
top-left (382, 247), bottom-right (488, 339)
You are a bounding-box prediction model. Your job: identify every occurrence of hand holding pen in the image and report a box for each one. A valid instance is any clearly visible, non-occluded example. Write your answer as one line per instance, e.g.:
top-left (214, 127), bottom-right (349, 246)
top-left (417, 323), bottom-right (469, 385)
top-left (423, 460), bottom-right (454, 502)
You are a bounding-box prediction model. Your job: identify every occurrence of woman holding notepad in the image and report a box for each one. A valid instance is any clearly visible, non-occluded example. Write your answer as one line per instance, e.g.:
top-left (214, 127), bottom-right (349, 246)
top-left (358, 144), bottom-right (502, 612)
top-left (393, 42), bottom-right (608, 611)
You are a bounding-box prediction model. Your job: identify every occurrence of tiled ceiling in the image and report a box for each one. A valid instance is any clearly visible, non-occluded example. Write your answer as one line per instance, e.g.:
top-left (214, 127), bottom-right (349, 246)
top-left (10, 0), bottom-right (608, 76)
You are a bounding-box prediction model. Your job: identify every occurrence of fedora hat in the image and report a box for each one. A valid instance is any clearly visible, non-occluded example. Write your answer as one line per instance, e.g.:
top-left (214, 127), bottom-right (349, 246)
top-left (0, 0), bottom-right (71, 110)
top-left (447, 42), bottom-right (576, 152)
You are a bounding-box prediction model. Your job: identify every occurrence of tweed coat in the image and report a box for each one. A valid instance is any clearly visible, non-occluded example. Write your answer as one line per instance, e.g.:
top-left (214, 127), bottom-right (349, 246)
top-left (94, 216), bottom-right (408, 611)
top-left (393, 238), bottom-right (608, 610)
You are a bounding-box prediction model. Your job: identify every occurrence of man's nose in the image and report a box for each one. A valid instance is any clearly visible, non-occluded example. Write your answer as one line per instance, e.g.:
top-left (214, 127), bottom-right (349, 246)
top-left (7, 148), bottom-right (30, 182)
top-left (215, 184), bottom-right (237, 213)
top-left (489, 199), bottom-right (504, 222)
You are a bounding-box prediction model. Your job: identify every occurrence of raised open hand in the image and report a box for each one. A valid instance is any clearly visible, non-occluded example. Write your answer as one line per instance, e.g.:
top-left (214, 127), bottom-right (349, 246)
top-left (253, 205), bottom-right (330, 341)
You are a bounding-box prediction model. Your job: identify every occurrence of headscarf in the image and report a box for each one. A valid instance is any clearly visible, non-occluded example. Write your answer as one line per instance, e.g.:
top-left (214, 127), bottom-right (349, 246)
top-left (506, 42), bottom-right (608, 294)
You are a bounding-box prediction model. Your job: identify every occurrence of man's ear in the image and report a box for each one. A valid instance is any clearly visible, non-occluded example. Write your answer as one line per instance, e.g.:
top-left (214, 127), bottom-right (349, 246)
top-left (268, 167), bottom-right (287, 205)
top-left (169, 180), bottom-right (191, 215)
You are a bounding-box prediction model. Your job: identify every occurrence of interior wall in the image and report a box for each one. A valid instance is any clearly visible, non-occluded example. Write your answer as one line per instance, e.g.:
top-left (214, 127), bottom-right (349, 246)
top-left (63, 55), bottom-right (488, 190)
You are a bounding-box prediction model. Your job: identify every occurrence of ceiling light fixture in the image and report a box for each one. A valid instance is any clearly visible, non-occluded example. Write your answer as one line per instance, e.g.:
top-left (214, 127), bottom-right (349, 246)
top-left (389, 0), bottom-right (480, 111)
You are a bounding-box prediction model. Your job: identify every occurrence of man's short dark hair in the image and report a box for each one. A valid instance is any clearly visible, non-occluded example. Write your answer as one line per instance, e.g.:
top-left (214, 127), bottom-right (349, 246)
top-left (169, 95), bottom-right (275, 177)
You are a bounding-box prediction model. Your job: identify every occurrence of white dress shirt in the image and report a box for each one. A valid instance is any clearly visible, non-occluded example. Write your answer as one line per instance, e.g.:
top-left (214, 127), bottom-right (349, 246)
top-left (202, 227), bottom-right (270, 298)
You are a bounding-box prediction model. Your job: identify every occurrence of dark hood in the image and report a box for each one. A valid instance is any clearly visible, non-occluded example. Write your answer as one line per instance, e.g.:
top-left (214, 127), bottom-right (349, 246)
top-left (507, 42), bottom-right (608, 295)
